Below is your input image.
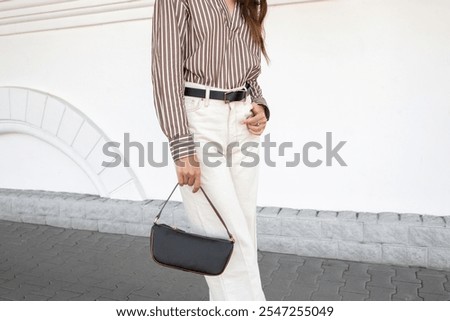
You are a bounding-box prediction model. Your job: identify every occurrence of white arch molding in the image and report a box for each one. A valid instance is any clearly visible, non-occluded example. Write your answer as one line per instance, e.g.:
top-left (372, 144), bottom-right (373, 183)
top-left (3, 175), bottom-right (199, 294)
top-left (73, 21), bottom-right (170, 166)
top-left (0, 86), bottom-right (146, 200)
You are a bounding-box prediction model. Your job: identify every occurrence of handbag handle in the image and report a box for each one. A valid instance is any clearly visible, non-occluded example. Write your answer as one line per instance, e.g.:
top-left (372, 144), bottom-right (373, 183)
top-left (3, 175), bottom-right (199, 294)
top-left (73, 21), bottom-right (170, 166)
top-left (153, 183), bottom-right (235, 242)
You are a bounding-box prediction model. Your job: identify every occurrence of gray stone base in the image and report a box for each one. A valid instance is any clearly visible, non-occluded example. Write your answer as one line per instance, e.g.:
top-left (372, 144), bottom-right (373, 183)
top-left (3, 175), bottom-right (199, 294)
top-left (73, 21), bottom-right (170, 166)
top-left (1, 188), bottom-right (449, 271)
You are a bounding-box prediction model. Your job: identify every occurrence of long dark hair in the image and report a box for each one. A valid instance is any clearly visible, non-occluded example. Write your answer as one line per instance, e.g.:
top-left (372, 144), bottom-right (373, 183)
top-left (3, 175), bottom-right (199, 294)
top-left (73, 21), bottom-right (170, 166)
top-left (239, 0), bottom-right (269, 63)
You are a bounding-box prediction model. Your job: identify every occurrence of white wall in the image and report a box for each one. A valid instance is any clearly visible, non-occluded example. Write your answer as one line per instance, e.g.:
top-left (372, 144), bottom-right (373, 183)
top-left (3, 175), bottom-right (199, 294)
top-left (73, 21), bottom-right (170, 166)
top-left (261, 0), bottom-right (450, 215)
top-left (0, 0), bottom-right (449, 215)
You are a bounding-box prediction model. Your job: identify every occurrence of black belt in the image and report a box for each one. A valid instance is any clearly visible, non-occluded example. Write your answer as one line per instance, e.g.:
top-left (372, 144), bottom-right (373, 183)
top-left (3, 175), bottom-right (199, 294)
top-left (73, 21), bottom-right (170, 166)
top-left (184, 83), bottom-right (250, 103)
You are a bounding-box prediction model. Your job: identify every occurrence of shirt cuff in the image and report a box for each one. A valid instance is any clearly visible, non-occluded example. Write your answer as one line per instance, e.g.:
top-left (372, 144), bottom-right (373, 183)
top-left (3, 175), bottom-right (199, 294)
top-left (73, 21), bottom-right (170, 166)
top-left (169, 133), bottom-right (197, 161)
top-left (252, 97), bottom-right (270, 121)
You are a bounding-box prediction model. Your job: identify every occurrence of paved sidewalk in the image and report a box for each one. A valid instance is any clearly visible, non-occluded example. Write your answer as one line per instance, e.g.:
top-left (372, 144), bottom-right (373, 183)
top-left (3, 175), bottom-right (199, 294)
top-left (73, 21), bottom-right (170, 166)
top-left (0, 219), bottom-right (449, 301)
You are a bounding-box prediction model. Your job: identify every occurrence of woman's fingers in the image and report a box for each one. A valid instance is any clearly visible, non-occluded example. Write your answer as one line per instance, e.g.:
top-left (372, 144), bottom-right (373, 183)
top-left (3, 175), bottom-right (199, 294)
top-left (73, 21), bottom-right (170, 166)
top-left (175, 155), bottom-right (201, 191)
top-left (192, 175), bottom-right (201, 193)
top-left (243, 113), bottom-right (266, 125)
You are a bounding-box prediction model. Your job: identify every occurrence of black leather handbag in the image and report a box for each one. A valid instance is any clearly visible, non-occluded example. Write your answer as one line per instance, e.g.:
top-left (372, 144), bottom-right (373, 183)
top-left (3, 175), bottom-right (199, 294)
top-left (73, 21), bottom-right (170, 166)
top-left (149, 183), bottom-right (235, 276)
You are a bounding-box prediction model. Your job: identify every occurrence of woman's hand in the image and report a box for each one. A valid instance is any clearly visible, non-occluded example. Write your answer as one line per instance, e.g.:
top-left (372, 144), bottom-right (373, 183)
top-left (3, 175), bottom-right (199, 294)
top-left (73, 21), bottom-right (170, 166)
top-left (175, 154), bottom-right (201, 193)
top-left (242, 103), bottom-right (267, 135)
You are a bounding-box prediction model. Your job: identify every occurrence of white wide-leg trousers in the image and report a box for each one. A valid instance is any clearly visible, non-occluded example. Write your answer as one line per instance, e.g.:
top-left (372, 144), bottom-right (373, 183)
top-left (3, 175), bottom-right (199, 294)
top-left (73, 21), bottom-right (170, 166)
top-left (178, 81), bottom-right (266, 301)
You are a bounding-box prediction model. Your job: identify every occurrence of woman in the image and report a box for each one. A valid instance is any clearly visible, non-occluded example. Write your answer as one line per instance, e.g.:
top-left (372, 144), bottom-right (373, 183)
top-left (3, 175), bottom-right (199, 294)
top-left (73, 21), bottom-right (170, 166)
top-left (151, 0), bottom-right (270, 301)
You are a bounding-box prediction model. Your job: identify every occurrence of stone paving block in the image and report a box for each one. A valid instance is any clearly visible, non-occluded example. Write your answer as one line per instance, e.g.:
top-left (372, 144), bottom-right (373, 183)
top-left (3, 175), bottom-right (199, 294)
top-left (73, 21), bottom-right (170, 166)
top-left (409, 226), bottom-right (450, 247)
top-left (125, 223), bottom-right (151, 237)
top-left (20, 215), bottom-right (47, 225)
top-left (0, 195), bottom-right (12, 216)
top-left (340, 290), bottom-right (368, 300)
top-left (97, 296), bottom-right (119, 301)
top-left (378, 212), bottom-right (399, 223)
top-left (320, 266), bottom-right (346, 283)
top-left (298, 209), bottom-right (317, 219)
top-left (11, 194), bottom-right (40, 216)
top-left (259, 260), bottom-right (278, 276)
top-left (271, 269), bottom-right (298, 284)
top-left (35, 196), bottom-right (61, 217)
top-left (366, 262), bottom-right (397, 273)
top-left (1, 278), bottom-right (35, 292)
top-left (98, 220), bottom-right (126, 234)
top-left (126, 293), bottom-right (155, 301)
top-left (258, 235), bottom-right (297, 254)
top-left (400, 213), bottom-right (423, 225)
top-left (392, 267), bottom-right (421, 284)
top-left (46, 216), bottom-right (72, 229)
top-left (428, 248), bottom-right (450, 270)
top-left (0, 286), bottom-right (13, 299)
top-left (264, 287), bottom-right (291, 301)
top-left (60, 199), bottom-right (86, 219)
top-left (15, 274), bottom-right (52, 288)
top-left (357, 212), bottom-right (378, 223)
top-left (322, 259), bottom-right (349, 269)
top-left (310, 281), bottom-right (344, 301)
top-left (266, 277), bottom-right (294, 296)
top-left (258, 216), bottom-right (281, 235)
top-left (295, 266), bottom-right (324, 287)
top-left (277, 258), bottom-right (304, 272)
top-left (338, 241), bottom-right (382, 263)
top-left (281, 218), bottom-right (321, 238)
top-left (277, 252), bottom-right (306, 265)
top-left (0, 270), bottom-right (17, 282)
top-left (128, 282), bottom-right (172, 300)
top-left (422, 216), bottom-right (446, 227)
top-left (322, 221), bottom-right (363, 242)
top-left (382, 245), bottom-right (427, 267)
top-left (418, 275), bottom-right (447, 295)
top-left (279, 208), bottom-right (299, 217)
top-left (337, 211), bottom-right (357, 220)
top-left (444, 216), bottom-right (450, 228)
top-left (259, 261), bottom-right (279, 281)
top-left (166, 206), bottom-right (190, 229)
top-left (285, 282), bottom-right (317, 301)
top-left (340, 276), bottom-right (369, 295)
top-left (87, 277), bottom-right (120, 291)
top-left (72, 287), bottom-right (111, 301)
top-left (317, 211), bottom-right (337, 220)
top-left (444, 280), bottom-right (450, 292)
top-left (392, 281), bottom-right (422, 301)
top-left (297, 239), bottom-right (338, 259)
top-left (0, 214), bottom-right (20, 222)
top-left (84, 198), bottom-right (115, 221)
top-left (48, 290), bottom-right (82, 301)
top-left (7, 283), bottom-right (45, 297)
top-left (23, 293), bottom-right (51, 300)
top-left (259, 206), bottom-right (281, 217)
top-left (143, 202), bottom-right (173, 225)
top-left (366, 270), bottom-right (395, 289)
top-left (108, 200), bottom-right (143, 223)
top-left (416, 268), bottom-right (448, 277)
top-left (71, 218), bottom-right (98, 231)
top-left (302, 257), bottom-right (325, 269)
top-left (364, 224), bottom-right (409, 244)
top-left (418, 292), bottom-right (450, 300)
top-left (366, 285), bottom-right (396, 300)
top-left (47, 228), bottom-right (79, 241)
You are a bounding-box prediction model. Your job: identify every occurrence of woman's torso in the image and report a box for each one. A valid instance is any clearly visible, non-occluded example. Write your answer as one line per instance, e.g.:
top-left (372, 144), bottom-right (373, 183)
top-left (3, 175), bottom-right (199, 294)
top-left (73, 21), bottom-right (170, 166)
top-left (183, 0), bottom-right (262, 89)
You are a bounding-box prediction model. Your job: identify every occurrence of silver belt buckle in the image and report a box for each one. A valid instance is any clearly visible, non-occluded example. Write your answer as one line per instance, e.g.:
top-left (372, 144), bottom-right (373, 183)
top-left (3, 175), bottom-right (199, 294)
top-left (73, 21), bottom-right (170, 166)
top-left (223, 91), bottom-right (232, 104)
top-left (223, 88), bottom-right (247, 103)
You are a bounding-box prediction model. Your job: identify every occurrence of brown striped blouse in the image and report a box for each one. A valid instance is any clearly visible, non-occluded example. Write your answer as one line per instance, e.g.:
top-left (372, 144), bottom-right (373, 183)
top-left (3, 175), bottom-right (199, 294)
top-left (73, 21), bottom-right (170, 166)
top-left (151, 0), bottom-right (269, 161)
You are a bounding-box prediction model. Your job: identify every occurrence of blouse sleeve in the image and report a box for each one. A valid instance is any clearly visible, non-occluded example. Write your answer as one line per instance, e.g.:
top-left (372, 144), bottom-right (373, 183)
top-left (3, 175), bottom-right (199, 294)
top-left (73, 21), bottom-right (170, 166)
top-left (247, 50), bottom-right (270, 121)
top-left (151, 0), bottom-right (196, 161)
top-left (248, 78), bottom-right (270, 121)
